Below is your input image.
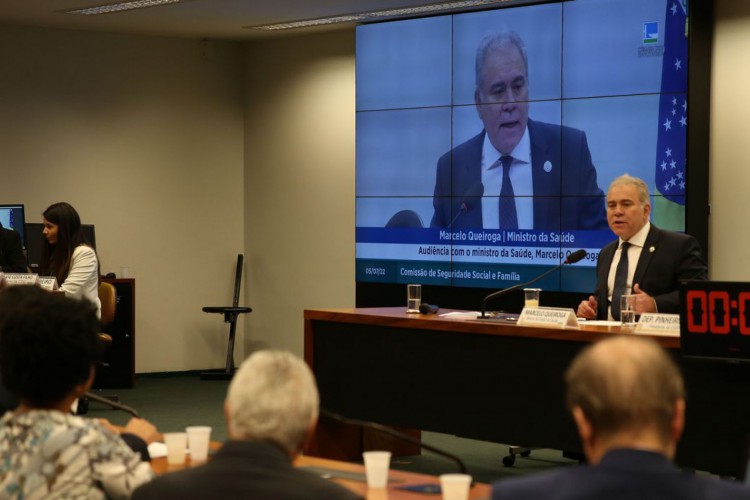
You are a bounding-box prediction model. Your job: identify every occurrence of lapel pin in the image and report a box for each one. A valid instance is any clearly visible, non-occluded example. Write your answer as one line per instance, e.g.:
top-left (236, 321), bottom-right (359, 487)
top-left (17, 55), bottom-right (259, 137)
top-left (543, 160), bottom-right (552, 173)
top-left (649, 246), bottom-right (656, 253)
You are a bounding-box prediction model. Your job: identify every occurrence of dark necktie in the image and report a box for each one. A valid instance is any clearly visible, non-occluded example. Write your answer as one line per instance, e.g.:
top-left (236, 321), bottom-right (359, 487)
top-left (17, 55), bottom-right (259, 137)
top-left (499, 155), bottom-right (518, 229)
top-left (611, 241), bottom-right (631, 320)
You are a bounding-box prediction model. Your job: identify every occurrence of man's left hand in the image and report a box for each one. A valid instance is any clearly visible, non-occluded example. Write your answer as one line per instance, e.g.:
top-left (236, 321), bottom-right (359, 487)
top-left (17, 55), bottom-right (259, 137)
top-left (633, 284), bottom-right (657, 314)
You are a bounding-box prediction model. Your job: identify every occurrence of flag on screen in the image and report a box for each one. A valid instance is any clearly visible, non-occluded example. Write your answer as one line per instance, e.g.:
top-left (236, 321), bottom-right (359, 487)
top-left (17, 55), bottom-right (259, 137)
top-left (653, 0), bottom-right (688, 230)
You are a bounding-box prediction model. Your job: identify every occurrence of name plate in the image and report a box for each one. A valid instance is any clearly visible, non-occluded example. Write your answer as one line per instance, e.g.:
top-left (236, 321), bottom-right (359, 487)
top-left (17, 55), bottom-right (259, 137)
top-left (517, 306), bottom-right (579, 329)
top-left (635, 313), bottom-right (680, 336)
top-left (38, 277), bottom-right (59, 291)
top-left (2, 273), bottom-right (39, 286)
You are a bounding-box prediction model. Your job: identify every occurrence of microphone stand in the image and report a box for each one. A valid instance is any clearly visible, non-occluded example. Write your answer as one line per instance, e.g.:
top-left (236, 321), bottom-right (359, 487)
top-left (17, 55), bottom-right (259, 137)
top-left (479, 265), bottom-right (563, 319)
top-left (320, 409), bottom-right (469, 477)
top-left (479, 250), bottom-right (587, 318)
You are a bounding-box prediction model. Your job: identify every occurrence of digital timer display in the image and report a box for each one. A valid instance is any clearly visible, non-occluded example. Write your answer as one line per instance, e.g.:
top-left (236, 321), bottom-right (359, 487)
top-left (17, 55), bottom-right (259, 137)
top-left (680, 282), bottom-right (750, 361)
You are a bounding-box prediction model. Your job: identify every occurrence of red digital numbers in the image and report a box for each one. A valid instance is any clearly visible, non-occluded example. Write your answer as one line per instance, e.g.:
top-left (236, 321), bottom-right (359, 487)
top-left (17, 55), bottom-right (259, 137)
top-left (708, 291), bottom-right (730, 335)
top-left (686, 290), bottom-right (708, 333)
top-left (740, 291), bottom-right (750, 336)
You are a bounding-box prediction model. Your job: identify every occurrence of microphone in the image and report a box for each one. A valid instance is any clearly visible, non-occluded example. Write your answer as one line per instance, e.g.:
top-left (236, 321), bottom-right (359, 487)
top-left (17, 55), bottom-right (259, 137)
top-left (447, 182), bottom-right (484, 228)
top-left (84, 391), bottom-right (141, 418)
top-left (419, 303), bottom-right (439, 314)
top-left (479, 249), bottom-right (587, 318)
top-left (320, 409), bottom-right (469, 477)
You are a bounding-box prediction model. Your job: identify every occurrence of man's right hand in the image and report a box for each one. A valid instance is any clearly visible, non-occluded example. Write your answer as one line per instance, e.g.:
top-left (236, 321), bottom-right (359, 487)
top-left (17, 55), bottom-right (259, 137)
top-left (577, 296), bottom-right (598, 319)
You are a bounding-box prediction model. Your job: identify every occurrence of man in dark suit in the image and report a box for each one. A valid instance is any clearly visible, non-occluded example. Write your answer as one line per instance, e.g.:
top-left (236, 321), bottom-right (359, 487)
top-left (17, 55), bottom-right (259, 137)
top-left (577, 174), bottom-right (707, 320)
top-left (133, 350), bottom-right (358, 500)
top-left (0, 222), bottom-right (28, 273)
top-left (430, 31), bottom-right (607, 231)
top-left (492, 336), bottom-right (750, 500)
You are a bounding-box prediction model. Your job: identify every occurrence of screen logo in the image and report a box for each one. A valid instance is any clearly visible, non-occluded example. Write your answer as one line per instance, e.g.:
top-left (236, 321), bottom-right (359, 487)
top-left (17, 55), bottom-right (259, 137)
top-left (643, 21), bottom-right (659, 44)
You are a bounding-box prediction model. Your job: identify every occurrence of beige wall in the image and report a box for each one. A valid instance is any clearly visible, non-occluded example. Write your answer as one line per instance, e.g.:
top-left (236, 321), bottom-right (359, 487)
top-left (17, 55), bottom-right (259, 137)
top-left (1, 0), bottom-right (749, 372)
top-left (710, 0), bottom-right (750, 280)
top-left (0, 25), bottom-right (246, 372)
top-left (242, 31), bottom-right (356, 357)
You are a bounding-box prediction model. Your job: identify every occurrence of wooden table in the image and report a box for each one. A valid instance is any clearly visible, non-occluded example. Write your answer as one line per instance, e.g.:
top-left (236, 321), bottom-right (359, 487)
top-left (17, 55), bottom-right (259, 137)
top-left (150, 443), bottom-right (492, 499)
top-left (303, 307), bottom-right (750, 477)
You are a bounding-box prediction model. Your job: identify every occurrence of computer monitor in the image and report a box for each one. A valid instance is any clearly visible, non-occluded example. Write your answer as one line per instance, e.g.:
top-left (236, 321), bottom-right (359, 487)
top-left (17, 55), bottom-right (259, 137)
top-left (0, 204), bottom-right (26, 248)
top-left (24, 222), bottom-right (96, 273)
top-left (679, 280), bottom-right (750, 362)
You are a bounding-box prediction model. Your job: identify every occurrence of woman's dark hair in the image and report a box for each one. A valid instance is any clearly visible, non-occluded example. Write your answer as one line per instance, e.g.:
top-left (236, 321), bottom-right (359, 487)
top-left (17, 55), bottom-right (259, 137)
top-left (39, 202), bottom-right (88, 283)
top-left (0, 286), bottom-right (102, 406)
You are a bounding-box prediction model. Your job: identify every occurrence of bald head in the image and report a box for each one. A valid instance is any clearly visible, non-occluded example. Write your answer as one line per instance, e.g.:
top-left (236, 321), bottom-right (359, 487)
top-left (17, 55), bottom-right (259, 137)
top-left (566, 336), bottom-right (684, 447)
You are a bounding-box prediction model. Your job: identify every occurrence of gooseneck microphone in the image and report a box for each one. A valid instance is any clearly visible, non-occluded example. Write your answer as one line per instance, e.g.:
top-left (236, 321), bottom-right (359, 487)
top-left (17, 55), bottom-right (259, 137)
top-left (320, 409), bottom-right (469, 476)
top-left (479, 249), bottom-right (588, 318)
top-left (84, 391), bottom-right (141, 418)
top-left (447, 182), bottom-right (484, 228)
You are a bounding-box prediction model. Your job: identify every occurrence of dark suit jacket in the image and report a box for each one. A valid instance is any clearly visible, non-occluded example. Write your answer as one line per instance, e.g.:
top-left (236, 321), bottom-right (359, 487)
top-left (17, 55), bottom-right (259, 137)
top-left (0, 225), bottom-right (27, 273)
top-left (492, 449), bottom-right (750, 500)
top-left (430, 119), bottom-right (607, 231)
top-left (132, 440), bottom-right (361, 500)
top-left (594, 225), bottom-right (707, 319)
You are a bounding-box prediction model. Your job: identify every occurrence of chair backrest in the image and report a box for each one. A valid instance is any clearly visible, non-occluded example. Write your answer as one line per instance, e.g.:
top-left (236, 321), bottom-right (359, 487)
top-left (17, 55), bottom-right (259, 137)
top-left (232, 254), bottom-right (244, 307)
top-left (98, 281), bottom-right (117, 326)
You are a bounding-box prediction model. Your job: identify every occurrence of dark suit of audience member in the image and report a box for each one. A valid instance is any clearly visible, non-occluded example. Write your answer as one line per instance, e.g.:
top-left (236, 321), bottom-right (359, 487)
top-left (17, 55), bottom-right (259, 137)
top-left (578, 175), bottom-right (707, 320)
top-left (133, 350), bottom-right (359, 500)
top-left (429, 30), bottom-right (606, 231)
top-left (492, 336), bottom-right (750, 500)
top-left (0, 222), bottom-right (27, 273)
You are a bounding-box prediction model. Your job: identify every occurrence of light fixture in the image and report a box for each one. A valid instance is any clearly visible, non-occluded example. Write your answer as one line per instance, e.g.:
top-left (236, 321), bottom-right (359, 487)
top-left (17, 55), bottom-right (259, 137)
top-left (248, 0), bottom-right (521, 31)
top-left (65, 0), bottom-right (181, 16)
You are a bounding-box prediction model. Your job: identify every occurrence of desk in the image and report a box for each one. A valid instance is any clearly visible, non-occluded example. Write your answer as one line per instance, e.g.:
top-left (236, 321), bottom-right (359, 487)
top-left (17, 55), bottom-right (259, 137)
top-left (304, 307), bottom-right (750, 477)
top-left (150, 444), bottom-right (492, 499)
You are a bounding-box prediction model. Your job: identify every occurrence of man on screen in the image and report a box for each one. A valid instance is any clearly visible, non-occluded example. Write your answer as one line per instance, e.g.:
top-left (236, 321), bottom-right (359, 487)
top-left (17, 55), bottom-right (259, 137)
top-left (577, 174), bottom-right (707, 320)
top-left (430, 30), bottom-right (607, 231)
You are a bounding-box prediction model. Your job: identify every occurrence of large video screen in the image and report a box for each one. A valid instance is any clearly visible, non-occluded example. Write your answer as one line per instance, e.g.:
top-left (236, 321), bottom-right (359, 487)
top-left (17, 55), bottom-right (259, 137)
top-left (355, 0), bottom-right (690, 293)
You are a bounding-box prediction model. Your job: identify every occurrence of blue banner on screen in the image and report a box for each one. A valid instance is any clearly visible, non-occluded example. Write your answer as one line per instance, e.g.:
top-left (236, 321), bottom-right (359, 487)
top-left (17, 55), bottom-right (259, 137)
top-left (355, 0), bottom-right (688, 292)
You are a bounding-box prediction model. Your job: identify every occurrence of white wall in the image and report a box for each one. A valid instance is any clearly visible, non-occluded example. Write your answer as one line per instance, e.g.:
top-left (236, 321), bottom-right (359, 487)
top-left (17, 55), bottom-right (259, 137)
top-left (710, 0), bottom-right (750, 280)
top-left (242, 31), bottom-right (356, 357)
top-left (0, 25), bottom-right (246, 372)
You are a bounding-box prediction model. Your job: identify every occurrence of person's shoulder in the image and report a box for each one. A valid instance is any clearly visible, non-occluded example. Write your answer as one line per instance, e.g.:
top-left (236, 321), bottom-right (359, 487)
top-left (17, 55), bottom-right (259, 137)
top-left (694, 475), bottom-right (750, 500)
top-left (649, 225), bottom-right (698, 245)
top-left (492, 467), bottom-right (576, 499)
top-left (72, 245), bottom-right (97, 260)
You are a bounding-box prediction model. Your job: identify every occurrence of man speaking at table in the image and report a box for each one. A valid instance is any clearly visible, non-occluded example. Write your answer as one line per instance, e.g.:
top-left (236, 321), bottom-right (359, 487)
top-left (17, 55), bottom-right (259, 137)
top-left (430, 30), bottom-right (607, 231)
top-left (577, 174), bottom-right (707, 320)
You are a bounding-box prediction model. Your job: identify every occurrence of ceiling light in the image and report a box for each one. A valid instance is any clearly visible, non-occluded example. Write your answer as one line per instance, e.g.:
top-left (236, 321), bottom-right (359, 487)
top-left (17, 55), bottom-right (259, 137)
top-left (65, 0), bottom-right (181, 16)
top-left (248, 0), bottom-right (520, 31)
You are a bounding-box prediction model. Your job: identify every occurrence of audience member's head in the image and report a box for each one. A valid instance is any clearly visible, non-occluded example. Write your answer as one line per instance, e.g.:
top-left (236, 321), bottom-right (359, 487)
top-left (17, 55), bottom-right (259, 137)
top-left (0, 285), bottom-right (101, 408)
top-left (224, 350), bottom-right (319, 457)
top-left (565, 336), bottom-right (685, 463)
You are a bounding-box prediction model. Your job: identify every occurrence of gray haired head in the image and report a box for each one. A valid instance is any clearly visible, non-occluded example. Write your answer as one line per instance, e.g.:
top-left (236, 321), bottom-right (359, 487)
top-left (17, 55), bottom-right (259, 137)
top-left (475, 30), bottom-right (529, 93)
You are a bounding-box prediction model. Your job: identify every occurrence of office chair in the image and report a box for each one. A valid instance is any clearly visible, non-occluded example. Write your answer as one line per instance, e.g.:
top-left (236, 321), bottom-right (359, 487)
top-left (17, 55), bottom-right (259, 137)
top-left (79, 281), bottom-right (119, 413)
top-left (201, 254), bottom-right (252, 380)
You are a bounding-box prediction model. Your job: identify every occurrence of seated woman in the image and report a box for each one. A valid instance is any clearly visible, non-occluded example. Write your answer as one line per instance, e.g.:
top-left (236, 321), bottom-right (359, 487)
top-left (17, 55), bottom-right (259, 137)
top-left (39, 202), bottom-right (100, 316)
top-left (0, 286), bottom-right (155, 499)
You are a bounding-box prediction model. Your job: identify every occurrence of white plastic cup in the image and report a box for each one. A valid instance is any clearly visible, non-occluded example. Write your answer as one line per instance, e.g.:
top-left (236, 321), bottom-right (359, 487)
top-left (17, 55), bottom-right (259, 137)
top-left (163, 432), bottom-right (187, 465)
top-left (120, 266), bottom-right (130, 279)
top-left (363, 450), bottom-right (391, 488)
top-left (186, 426), bottom-right (212, 462)
top-left (439, 473), bottom-right (472, 500)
